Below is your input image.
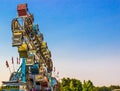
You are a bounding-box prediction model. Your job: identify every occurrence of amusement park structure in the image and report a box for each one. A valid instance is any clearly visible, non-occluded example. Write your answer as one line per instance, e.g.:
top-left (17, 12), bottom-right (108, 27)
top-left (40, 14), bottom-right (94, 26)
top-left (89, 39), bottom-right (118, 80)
top-left (1, 4), bottom-right (59, 91)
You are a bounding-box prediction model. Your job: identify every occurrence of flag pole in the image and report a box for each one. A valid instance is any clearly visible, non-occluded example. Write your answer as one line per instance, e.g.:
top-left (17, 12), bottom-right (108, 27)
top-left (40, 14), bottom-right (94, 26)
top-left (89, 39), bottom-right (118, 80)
top-left (8, 67), bottom-right (12, 74)
top-left (12, 57), bottom-right (15, 72)
top-left (6, 60), bottom-right (11, 74)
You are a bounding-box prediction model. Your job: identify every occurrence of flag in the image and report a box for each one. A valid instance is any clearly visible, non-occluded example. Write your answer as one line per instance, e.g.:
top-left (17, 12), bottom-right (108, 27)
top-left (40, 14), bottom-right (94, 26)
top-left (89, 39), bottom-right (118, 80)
top-left (18, 57), bottom-right (20, 64)
top-left (57, 72), bottom-right (59, 75)
top-left (17, 57), bottom-right (18, 64)
top-left (54, 67), bottom-right (55, 72)
top-left (12, 57), bottom-right (14, 64)
top-left (6, 61), bottom-right (9, 68)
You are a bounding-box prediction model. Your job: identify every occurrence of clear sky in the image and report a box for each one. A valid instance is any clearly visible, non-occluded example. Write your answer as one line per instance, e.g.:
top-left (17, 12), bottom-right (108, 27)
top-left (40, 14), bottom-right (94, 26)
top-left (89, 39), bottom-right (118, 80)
top-left (0, 0), bottom-right (120, 86)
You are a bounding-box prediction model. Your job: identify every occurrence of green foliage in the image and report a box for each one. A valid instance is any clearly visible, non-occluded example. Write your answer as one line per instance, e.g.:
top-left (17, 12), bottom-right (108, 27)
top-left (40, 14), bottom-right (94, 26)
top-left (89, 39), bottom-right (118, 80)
top-left (70, 79), bottom-right (82, 91)
top-left (93, 86), bottom-right (111, 91)
top-left (62, 86), bottom-right (72, 91)
top-left (93, 85), bottom-right (120, 91)
top-left (61, 78), bottom-right (71, 87)
top-left (82, 80), bottom-right (94, 91)
top-left (109, 85), bottom-right (120, 90)
top-left (0, 88), bottom-right (1, 91)
top-left (61, 78), bottom-right (82, 91)
top-left (60, 78), bottom-right (120, 91)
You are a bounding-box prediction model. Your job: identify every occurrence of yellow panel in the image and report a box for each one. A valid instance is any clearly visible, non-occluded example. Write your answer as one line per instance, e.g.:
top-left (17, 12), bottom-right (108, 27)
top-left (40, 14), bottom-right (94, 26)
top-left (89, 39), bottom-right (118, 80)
top-left (26, 55), bottom-right (34, 65)
top-left (35, 75), bottom-right (43, 81)
top-left (1, 86), bottom-right (19, 90)
top-left (18, 43), bottom-right (28, 52)
top-left (13, 32), bottom-right (22, 35)
top-left (47, 50), bottom-right (51, 57)
top-left (19, 51), bottom-right (28, 58)
top-left (41, 48), bottom-right (46, 53)
top-left (43, 51), bottom-right (47, 55)
top-left (41, 42), bottom-right (47, 49)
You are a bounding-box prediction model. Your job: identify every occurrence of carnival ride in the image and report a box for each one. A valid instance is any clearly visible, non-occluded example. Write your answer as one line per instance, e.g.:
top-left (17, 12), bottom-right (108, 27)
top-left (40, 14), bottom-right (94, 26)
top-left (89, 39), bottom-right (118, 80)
top-left (1, 4), bottom-right (58, 91)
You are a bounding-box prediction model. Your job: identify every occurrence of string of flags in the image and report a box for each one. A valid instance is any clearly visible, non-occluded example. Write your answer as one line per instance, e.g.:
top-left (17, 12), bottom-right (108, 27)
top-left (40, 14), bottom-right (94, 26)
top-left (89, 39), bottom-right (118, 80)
top-left (5, 57), bottom-right (20, 74)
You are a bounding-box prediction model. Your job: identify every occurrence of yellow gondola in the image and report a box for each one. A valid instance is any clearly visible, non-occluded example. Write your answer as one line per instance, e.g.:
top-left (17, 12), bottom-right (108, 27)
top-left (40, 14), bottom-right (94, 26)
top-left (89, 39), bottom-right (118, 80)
top-left (41, 42), bottom-right (47, 49)
top-left (47, 59), bottom-right (53, 72)
top-left (37, 33), bottom-right (43, 42)
top-left (12, 31), bottom-right (23, 46)
top-left (18, 43), bottom-right (28, 58)
top-left (26, 54), bottom-right (34, 65)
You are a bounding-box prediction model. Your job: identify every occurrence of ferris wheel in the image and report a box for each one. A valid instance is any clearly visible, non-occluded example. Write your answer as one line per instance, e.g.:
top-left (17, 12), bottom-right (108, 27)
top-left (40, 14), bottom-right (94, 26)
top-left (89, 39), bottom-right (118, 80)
top-left (1, 4), bottom-right (59, 91)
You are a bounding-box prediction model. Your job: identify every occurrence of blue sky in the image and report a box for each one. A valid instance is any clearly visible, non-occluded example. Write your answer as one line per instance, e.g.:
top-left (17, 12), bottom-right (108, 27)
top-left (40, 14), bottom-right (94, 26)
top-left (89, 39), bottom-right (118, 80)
top-left (0, 0), bottom-right (120, 86)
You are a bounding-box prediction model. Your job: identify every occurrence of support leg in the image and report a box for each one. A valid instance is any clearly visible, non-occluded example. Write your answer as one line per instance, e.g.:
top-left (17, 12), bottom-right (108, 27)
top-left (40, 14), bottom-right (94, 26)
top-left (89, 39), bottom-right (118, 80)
top-left (21, 58), bottom-right (26, 82)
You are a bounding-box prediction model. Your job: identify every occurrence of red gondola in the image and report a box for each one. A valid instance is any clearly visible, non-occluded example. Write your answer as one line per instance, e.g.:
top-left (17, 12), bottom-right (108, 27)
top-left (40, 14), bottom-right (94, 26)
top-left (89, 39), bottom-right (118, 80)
top-left (17, 4), bottom-right (28, 16)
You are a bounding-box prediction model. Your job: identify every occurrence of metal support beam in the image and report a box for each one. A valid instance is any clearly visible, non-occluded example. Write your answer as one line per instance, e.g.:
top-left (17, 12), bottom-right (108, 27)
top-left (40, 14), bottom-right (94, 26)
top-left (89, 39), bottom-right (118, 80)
top-left (21, 58), bottom-right (26, 82)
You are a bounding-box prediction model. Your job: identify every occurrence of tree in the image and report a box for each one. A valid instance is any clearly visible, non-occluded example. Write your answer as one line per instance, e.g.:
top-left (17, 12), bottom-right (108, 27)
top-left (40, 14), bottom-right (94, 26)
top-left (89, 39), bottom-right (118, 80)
top-left (60, 78), bottom-right (120, 91)
top-left (61, 78), bottom-right (71, 91)
top-left (70, 79), bottom-right (82, 91)
top-left (61, 78), bottom-right (82, 91)
top-left (61, 78), bottom-right (71, 87)
top-left (82, 80), bottom-right (94, 91)
top-left (93, 86), bottom-right (111, 91)
top-left (109, 85), bottom-right (120, 90)
top-left (62, 86), bottom-right (72, 91)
